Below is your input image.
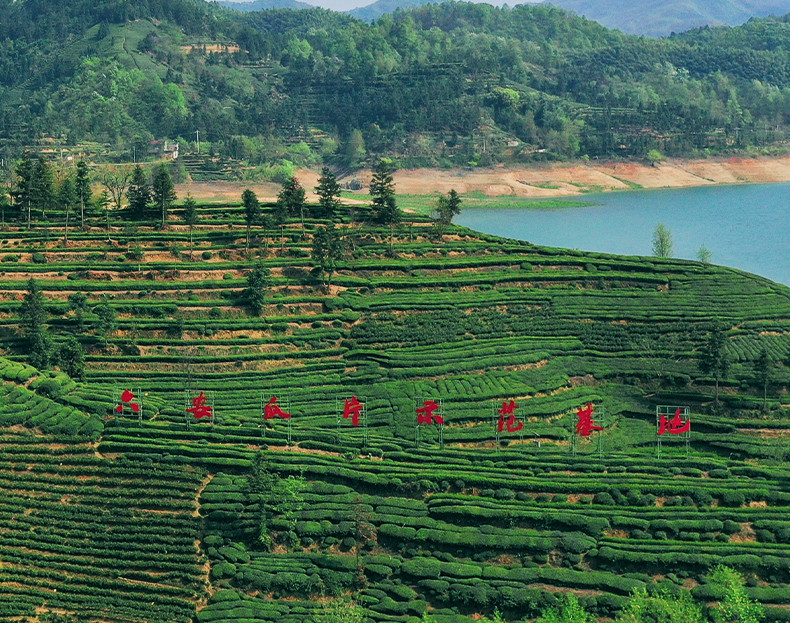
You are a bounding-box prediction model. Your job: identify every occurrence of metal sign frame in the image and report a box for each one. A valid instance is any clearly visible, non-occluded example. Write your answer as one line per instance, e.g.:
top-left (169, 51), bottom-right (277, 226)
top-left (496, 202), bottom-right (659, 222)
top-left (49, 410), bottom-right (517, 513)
top-left (337, 395), bottom-right (367, 449)
top-left (656, 405), bottom-right (691, 459)
top-left (492, 398), bottom-right (525, 451)
top-left (114, 387), bottom-right (143, 425)
top-left (415, 397), bottom-right (444, 449)
top-left (261, 393), bottom-right (292, 444)
top-left (185, 390), bottom-right (216, 429)
top-left (571, 404), bottom-right (605, 461)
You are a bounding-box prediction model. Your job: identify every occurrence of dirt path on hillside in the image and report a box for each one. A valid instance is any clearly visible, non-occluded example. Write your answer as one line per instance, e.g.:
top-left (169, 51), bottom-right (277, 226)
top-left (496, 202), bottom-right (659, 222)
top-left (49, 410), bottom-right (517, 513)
top-left (176, 155), bottom-right (790, 202)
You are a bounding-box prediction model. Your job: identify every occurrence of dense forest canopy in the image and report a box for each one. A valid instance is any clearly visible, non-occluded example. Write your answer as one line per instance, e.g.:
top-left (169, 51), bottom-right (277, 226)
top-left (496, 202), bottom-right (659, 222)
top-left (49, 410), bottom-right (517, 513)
top-left (1, 0), bottom-right (790, 168)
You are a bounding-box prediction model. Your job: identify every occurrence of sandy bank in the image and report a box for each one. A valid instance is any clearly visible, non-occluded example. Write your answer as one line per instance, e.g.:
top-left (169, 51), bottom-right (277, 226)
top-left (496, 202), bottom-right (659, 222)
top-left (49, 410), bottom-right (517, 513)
top-left (176, 154), bottom-right (790, 202)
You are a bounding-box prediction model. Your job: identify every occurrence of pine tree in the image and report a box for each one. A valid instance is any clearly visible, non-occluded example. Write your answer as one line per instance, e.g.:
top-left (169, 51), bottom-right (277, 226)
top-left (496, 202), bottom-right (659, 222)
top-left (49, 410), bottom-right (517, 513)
top-left (20, 278), bottom-right (49, 369)
top-left (75, 160), bottom-right (92, 229)
top-left (315, 166), bottom-right (342, 220)
top-left (151, 163), bottom-right (176, 228)
top-left (93, 296), bottom-right (117, 349)
top-left (58, 337), bottom-right (86, 381)
top-left (276, 176), bottom-right (305, 225)
top-left (32, 157), bottom-right (55, 221)
top-left (12, 153), bottom-right (34, 228)
top-left (68, 291), bottom-right (89, 334)
top-left (245, 263), bottom-right (271, 316)
top-left (242, 188), bottom-right (260, 254)
top-left (369, 159), bottom-right (400, 225)
top-left (754, 349), bottom-right (772, 411)
top-left (311, 224), bottom-right (344, 286)
top-left (57, 175), bottom-right (77, 242)
top-left (126, 165), bottom-right (151, 220)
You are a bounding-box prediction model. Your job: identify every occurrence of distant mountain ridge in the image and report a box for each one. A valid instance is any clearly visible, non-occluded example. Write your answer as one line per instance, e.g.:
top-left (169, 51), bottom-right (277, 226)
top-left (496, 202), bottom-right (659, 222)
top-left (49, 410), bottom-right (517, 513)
top-left (217, 0), bottom-right (314, 11)
top-left (545, 0), bottom-right (790, 36)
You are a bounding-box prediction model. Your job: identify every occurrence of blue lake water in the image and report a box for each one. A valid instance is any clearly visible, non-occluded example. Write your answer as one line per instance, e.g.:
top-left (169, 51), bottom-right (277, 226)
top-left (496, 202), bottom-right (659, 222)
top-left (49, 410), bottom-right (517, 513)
top-left (456, 183), bottom-right (790, 286)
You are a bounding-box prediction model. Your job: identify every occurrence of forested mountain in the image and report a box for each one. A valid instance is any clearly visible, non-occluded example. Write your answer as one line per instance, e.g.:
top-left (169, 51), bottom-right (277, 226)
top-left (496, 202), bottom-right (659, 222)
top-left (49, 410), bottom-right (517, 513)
top-left (348, 0), bottom-right (440, 22)
top-left (217, 0), bottom-right (314, 12)
top-left (547, 0), bottom-right (790, 37)
top-left (1, 0), bottom-right (790, 170)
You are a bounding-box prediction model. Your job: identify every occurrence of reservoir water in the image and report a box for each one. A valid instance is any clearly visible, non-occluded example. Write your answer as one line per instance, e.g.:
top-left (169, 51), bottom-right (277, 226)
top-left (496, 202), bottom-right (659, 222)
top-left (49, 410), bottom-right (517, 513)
top-left (456, 183), bottom-right (790, 287)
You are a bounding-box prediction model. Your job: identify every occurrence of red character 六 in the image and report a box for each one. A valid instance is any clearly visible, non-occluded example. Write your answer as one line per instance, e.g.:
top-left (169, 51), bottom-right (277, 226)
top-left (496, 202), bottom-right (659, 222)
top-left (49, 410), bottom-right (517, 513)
top-left (343, 396), bottom-right (363, 427)
top-left (659, 408), bottom-right (690, 435)
top-left (575, 402), bottom-right (603, 437)
top-left (116, 389), bottom-right (140, 414)
top-left (186, 392), bottom-right (213, 419)
top-left (416, 400), bottom-right (444, 425)
top-left (264, 396), bottom-right (291, 420)
top-left (497, 399), bottom-right (523, 433)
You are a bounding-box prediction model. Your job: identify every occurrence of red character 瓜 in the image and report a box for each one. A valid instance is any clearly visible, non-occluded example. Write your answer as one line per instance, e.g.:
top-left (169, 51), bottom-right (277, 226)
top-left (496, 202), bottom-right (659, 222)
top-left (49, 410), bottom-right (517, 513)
top-left (116, 389), bottom-right (140, 414)
top-left (264, 396), bottom-right (291, 420)
top-left (416, 400), bottom-right (444, 425)
top-left (659, 408), bottom-right (690, 435)
top-left (186, 392), bottom-right (213, 419)
top-left (575, 402), bottom-right (603, 437)
top-left (497, 399), bottom-right (523, 433)
top-left (343, 396), bottom-right (363, 427)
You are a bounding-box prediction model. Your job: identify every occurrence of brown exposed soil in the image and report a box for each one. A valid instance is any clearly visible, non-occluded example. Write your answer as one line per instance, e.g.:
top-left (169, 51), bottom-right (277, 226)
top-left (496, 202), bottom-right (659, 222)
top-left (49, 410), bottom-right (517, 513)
top-left (176, 155), bottom-right (790, 202)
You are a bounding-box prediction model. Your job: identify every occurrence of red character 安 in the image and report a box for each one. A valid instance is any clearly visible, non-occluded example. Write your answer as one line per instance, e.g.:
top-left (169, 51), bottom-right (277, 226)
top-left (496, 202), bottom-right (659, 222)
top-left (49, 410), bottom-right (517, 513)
top-left (576, 402), bottom-right (603, 437)
top-left (498, 400), bottom-right (523, 433)
top-left (187, 392), bottom-right (213, 419)
top-left (116, 389), bottom-right (140, 414)
top-left (264, 396), bottom-right (291, 420)
top-left (659, 408), bottom-right (690, 435)
top-left (343, 396), bottom-right (363, 427)
top-left (416, 400), bottom-right (444, 425)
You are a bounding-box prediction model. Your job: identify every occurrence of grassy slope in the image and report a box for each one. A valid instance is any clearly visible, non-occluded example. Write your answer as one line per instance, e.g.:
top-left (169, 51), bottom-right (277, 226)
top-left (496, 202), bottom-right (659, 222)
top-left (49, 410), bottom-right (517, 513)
top-left (1, 203), bottom-right (790, 620)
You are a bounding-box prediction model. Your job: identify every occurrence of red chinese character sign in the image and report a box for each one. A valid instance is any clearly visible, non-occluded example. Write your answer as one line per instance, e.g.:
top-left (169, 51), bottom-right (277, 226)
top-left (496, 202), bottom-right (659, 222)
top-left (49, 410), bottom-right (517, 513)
top-left (575, 403), bottom-right (603, 437)
top-left (185, 390), bottom-right (215, 429)
top-left (571, 402), bottom-right (604, 459)
top-left (656, 406), bottom-right (691, 458)
top-left (261, 395), bottom-right (292, 443)
top-left (114, 388), bottom-right (142, 424)
top-left (415, 398), bottom-right (445, 449)
top-left (337, 396), bottom-right (367, 449)
top-left (492, 399), bottom-right (524, 448)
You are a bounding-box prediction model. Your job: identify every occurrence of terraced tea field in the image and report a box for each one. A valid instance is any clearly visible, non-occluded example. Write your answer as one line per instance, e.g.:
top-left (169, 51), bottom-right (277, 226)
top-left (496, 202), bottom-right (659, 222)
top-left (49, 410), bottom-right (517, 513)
top-left (1, 199), bottom-right (789, 621)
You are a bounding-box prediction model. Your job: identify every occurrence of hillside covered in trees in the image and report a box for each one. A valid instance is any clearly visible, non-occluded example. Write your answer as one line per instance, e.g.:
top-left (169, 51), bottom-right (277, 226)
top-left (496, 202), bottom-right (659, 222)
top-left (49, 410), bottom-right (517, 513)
top-left (1, 0), bottom-right (790, 168)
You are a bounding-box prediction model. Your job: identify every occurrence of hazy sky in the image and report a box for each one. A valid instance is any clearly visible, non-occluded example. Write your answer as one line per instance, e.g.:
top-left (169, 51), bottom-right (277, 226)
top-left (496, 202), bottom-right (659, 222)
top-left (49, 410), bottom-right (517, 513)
top-left (235, 0), bottom-right (540, 14)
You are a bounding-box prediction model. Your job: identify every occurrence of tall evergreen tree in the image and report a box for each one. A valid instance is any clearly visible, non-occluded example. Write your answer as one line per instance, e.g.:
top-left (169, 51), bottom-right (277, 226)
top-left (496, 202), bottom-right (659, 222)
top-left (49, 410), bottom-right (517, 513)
top-left (58, 337), bottom-right (86, 382)
top-left (93, 296), bottom-right (117, 349)
top-left (12, 153), bottom-right (34, 228)
top-left (276, 176), bottom-right (305, 223)
top-left (369, 159), bottom-right (400, 225)
top-left (20, 278), bottom-right (49, 369)
top-left (32, 157), bottom-right (55, 221)
top-left (754, 348), bottom-right (772, 411)
top-left (0, 182), bottom-right (8, 228)
top-left (151, 163), bottom-right (176, 228)
top-left (242, 188), bottom-right (260, 254)
top-left (315, 167), bottom-right (342, 220)
top-left (126, 165), bottom-right (151, 220)
top-left (58, 175), bottom-right (77, 242)
top-left (311, 224), bottom-right (344, 286)
top-left (75, 160), bottom-right (92, 229)
top-left (244, 263), bottom-right (271, 316)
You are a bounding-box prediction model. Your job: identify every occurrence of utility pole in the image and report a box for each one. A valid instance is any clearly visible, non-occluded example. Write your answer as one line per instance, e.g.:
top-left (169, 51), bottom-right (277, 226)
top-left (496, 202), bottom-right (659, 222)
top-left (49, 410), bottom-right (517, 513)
top-left (195, 130), bottom-right (200, 155)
